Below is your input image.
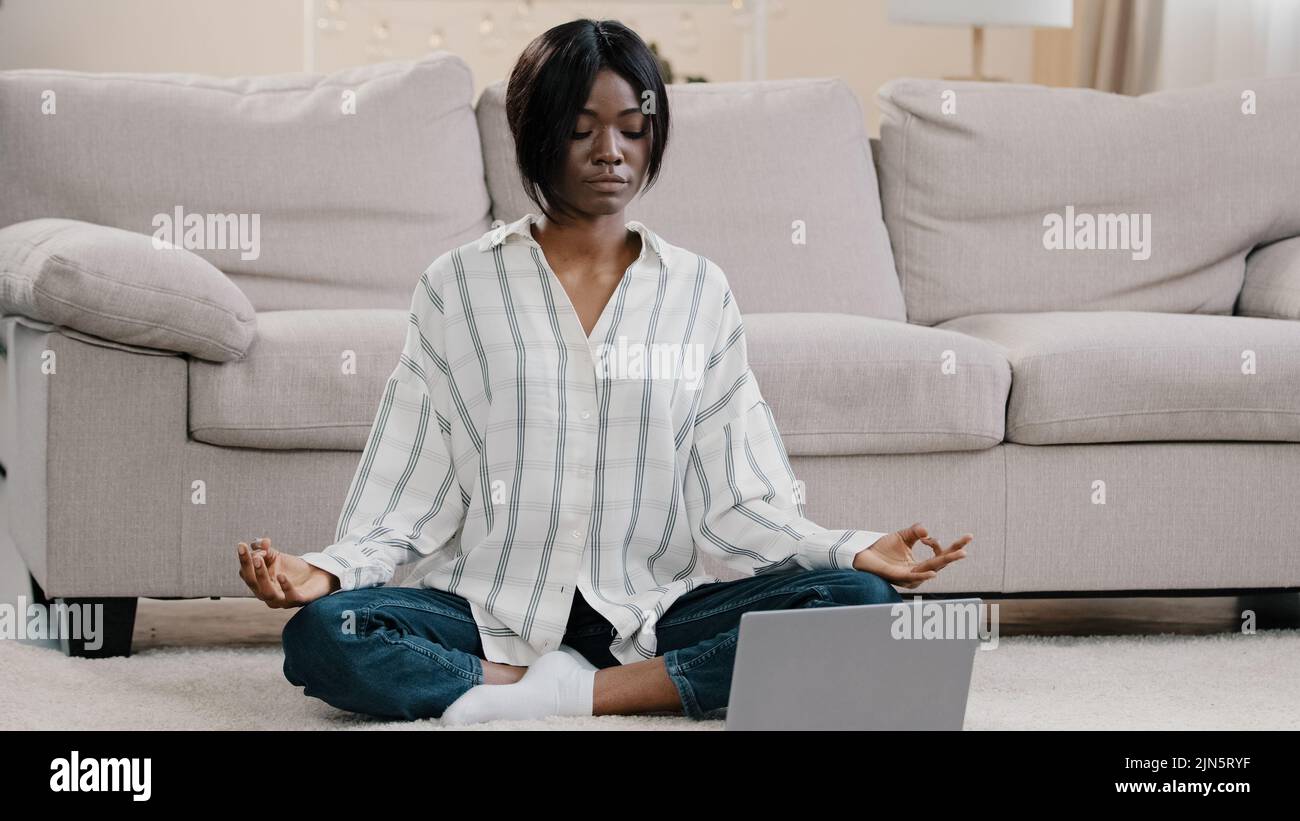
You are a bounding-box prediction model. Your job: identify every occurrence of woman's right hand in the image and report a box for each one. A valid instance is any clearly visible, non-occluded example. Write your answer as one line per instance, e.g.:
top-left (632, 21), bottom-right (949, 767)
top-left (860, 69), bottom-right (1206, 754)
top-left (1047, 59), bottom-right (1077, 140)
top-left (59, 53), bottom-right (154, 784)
top-left (237, 537), bottom-right (339, 608)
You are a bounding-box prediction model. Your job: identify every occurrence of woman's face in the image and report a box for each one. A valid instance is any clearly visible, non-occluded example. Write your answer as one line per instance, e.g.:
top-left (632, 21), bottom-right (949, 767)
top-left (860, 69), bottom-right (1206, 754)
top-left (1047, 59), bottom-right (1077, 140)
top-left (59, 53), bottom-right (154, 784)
top-left (554, 68), bottom-right (652, 218)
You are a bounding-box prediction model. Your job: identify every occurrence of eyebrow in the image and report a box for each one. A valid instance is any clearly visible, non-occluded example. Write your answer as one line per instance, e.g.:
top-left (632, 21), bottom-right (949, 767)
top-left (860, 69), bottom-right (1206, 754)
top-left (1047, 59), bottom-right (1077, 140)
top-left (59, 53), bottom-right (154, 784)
top-left (579, 107), bottom-right (643, 116)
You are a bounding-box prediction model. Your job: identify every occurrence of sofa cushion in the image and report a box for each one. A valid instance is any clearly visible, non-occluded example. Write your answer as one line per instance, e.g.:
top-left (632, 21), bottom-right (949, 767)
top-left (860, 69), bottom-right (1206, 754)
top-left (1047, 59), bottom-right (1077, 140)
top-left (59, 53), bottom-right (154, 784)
top-left (1237, 235), bottom-right (1300, 321)
top-left (936, 311), bottom-right (1300, 445)
top-left (745, 313), bottom-right (1009, 455)
top-left (878, 76), bottom-right (1300, 326)
top-left (0, 53), bottom-right (491, 311)
top-left (477, 77), bottom-right (906, 321)
top-left (0, 218), bottom-right (255, 361)
top-left (189, 309), bottom-right (406, 449)
top-left (192, 308), bottom-right (1009, 455)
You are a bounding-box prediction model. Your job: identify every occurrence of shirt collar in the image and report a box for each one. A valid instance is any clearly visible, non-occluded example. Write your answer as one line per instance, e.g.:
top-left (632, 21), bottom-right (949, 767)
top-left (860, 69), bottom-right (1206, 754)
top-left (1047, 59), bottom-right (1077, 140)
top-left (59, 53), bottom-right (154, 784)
top-left (477, 211), bottom-right (666, 263)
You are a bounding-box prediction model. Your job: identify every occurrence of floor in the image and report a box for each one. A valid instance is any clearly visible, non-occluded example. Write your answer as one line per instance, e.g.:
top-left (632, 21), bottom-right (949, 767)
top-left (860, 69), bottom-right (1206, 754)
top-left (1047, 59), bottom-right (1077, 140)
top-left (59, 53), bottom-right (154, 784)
top-left (4, 592), bottom-right (1299, 731)
top-left (128, 590), bottom-right (1300, 652)
top-left (7, 537), bottom-right (1300, 730)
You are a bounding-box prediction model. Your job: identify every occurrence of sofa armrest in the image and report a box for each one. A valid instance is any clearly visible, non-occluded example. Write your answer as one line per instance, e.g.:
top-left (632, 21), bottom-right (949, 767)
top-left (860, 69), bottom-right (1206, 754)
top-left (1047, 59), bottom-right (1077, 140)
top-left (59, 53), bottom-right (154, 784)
top-left (0, 218), bottom-right (256, 361)
top-left (1237, 235), bottom-right (1300, 321)
top-left (1, 315), bottom-right (190, 597)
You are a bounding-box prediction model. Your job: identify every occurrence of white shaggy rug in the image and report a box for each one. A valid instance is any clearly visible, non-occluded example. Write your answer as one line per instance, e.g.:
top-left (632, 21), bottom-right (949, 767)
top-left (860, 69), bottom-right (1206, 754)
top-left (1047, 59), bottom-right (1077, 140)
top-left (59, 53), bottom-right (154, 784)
top-left (3, 630), bottom-right (1299, 730)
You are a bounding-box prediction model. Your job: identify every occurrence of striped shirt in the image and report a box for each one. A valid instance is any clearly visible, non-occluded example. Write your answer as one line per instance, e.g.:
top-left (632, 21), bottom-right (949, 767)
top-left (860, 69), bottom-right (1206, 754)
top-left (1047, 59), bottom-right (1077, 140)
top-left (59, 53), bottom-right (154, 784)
top-left (299, 211), bottom-right (889, 666)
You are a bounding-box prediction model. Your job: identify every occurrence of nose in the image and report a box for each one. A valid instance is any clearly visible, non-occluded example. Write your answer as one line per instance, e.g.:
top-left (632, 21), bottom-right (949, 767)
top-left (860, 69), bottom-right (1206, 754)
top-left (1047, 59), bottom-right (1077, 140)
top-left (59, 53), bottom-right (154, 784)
top-left (591, 126), bottom-right (624, 167)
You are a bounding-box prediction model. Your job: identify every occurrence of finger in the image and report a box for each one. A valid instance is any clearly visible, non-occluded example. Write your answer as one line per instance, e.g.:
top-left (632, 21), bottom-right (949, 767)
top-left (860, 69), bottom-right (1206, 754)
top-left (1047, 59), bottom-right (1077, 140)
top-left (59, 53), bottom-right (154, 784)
top-left (258, 536), bottom-right (279, 561)
top-left (250, 537), bottom-right (269, 560)
top-left (251, 552), bottom-right (284, 601)
top-left (948, 534), bottom-right (974, 553)
top-left (253, 551), bottom-right (279, 593)
top-left (236, 543), bottom-right (260, 589)
top-left (247, 550), bottom-right (272, 599)
top-left (928, 551), bottom-right (965, 571)
top-left (911, 551), bottom-right (944, 571)
top-left (937, 544), bottom-right (969, 563)
top-left (923, 533), bottom-right (974, 557)
top-left (278, 572), bottom-right (302, 605)
top-left (913, 550), bottom-right (965, 573)
top-left (898, 522), bottom-right (928, 547)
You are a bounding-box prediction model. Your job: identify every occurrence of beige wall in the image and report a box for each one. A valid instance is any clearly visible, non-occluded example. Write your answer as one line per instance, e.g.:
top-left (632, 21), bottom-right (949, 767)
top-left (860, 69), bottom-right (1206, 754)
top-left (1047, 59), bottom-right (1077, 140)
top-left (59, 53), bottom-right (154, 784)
top-left (0, 0), bottom-right (1036, 134)
top-left (0, 0), bottom-right (304, 75)
top-left (771, 1), bottom-right (1035, 133)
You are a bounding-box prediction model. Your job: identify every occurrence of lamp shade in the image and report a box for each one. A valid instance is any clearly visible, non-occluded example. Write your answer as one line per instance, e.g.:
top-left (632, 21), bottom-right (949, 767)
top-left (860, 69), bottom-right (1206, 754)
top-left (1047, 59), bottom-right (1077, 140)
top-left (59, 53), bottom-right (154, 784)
top-left (888, 0), bottom-right (1073, 28)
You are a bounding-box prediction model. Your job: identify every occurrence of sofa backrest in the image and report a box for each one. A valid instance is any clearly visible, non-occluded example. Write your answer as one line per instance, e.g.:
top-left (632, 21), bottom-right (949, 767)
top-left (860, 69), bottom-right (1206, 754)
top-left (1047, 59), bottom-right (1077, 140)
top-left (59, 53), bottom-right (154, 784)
top-left (0, 52), bottom-right (491, 311)
top-left (476, 76), bottom-right (906, 321)
top-left (877, 76), bottom-right (1300, 326)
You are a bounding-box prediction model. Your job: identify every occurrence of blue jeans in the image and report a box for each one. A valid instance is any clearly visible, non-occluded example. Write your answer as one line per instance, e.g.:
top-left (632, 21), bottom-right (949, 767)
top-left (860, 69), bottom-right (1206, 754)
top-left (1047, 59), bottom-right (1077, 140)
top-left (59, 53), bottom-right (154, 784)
top-left (281, 567), bottom-right (903, 721)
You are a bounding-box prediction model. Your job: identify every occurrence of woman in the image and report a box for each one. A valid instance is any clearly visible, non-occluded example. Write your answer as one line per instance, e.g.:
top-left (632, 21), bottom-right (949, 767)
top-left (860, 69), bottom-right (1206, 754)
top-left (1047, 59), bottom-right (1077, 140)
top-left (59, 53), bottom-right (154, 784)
top-left (236, 19), bottom-right (971, 724)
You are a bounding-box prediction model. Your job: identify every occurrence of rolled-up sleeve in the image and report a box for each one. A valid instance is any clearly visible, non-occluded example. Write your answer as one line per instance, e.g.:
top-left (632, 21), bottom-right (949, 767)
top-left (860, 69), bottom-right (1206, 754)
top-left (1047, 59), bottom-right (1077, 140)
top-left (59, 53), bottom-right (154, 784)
top-left (684, 275), bottom-right (889, 576)
top-left (299, 258), bottom-right (466, 591)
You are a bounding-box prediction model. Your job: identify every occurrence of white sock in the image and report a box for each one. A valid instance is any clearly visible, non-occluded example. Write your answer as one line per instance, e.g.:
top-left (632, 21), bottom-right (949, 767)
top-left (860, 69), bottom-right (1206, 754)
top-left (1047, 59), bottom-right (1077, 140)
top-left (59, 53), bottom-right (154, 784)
top-left (441, 649), bottom-right (596, 725)
top-left (556, 642), bottom-right (598, 671)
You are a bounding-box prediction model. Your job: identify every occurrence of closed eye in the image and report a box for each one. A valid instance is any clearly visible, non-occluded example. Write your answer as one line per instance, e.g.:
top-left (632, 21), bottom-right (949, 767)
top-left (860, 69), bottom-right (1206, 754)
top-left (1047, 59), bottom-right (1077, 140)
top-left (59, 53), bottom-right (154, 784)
top-left (572, 128), bottom-right (649, 139)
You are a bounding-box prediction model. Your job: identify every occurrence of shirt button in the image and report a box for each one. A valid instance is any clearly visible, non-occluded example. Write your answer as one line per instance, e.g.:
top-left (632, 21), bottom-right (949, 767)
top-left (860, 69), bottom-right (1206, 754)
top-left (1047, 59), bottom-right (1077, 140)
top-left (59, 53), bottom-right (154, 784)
top-left (571, 529), bottom-right (582, 539)
top-left (580, 409), bottom-right (591, 420)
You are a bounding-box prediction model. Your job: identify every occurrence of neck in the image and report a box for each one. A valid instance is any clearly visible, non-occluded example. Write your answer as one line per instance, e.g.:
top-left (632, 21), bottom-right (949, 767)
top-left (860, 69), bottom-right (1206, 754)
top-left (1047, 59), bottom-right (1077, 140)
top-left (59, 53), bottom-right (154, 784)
top-left (531, 212), bottom-right (639, 264)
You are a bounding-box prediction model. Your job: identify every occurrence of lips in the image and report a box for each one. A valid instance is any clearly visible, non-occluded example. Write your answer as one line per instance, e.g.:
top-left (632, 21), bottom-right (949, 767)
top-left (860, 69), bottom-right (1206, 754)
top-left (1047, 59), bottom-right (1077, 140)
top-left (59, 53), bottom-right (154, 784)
top-left (585, 177), bottom-right (627, 192)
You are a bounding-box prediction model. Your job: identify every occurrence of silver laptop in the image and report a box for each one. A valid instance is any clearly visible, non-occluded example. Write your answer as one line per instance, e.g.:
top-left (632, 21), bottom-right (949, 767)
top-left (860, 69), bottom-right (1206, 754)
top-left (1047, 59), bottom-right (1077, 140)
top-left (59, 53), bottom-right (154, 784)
top-left (725, 597), bottom-right (983, 730)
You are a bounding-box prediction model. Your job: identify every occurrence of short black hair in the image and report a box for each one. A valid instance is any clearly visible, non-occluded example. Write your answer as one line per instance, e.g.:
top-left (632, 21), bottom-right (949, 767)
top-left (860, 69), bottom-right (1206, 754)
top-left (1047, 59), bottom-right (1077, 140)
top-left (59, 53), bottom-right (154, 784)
top-left (505, 18), bottom-right (670, 224)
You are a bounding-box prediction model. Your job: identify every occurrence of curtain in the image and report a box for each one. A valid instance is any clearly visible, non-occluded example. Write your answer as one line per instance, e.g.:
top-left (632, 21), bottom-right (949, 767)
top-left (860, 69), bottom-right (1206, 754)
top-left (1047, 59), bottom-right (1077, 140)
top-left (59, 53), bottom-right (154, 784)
top-left (1075, 0), bottom-right (1165, 94)
top-left (1150, 0), bottom-right (1300, 89)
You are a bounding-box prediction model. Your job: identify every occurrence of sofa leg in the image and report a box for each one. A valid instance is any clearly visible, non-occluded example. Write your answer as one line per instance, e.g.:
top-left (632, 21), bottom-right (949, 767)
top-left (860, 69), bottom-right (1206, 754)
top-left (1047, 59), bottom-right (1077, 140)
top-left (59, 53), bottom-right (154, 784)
top-left (28, 571), bottom-right (51, 606)
top-left (1236, 592), bottom-right (1300, 629)
top-left (29, 574), bottom-right (138, 657)
top-left (55, 596), bottom-right (138, 658)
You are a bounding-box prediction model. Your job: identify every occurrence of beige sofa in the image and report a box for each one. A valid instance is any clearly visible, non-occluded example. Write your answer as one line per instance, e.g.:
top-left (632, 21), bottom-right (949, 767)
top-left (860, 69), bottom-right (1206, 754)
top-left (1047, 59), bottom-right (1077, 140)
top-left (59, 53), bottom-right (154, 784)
top-left (2, 54), bottom-right (1298, 657)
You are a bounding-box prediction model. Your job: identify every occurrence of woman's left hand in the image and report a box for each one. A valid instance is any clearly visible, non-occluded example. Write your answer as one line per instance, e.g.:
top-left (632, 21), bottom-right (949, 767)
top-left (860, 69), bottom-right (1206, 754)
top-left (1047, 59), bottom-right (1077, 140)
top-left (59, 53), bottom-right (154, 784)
top-left (852, 522), bottom-right (971, 589)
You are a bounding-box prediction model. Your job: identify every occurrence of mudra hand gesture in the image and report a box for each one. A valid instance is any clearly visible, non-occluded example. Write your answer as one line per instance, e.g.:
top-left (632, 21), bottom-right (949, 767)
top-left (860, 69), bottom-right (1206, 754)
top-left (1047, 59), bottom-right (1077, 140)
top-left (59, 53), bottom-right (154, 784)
top-left (852, 523), bottom-right (972, 590)
top-left (236, 537), bottom-right (339, 608)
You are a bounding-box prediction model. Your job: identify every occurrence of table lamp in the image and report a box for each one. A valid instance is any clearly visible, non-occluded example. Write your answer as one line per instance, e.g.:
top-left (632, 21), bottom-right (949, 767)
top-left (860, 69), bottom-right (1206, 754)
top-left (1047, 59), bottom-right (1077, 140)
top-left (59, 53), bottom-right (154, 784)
top-left (888, 0), bottom-right (1074, 81)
